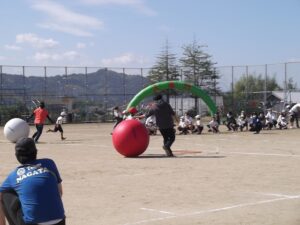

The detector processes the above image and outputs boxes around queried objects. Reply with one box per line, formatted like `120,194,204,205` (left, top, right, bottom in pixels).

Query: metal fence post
264,64,267,112
284,63,288,105
105,67,108,121
0,65,2,104
64,66,68,96
231,66,234,110
123,68,126,106
245,65,248,106
22,66,26,104
85,67,88,122
44,66,47,100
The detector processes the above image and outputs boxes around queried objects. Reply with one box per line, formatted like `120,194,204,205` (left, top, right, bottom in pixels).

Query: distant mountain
0,69,150,107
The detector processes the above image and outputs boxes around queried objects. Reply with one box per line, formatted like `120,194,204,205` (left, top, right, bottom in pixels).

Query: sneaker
162,146,174,157
61,137,66,140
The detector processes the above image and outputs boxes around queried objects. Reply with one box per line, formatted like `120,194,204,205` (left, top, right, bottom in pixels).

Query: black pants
113,118,123,129
290,113,299,128
1,191,65,225
32,124,44,142
159,128,175,149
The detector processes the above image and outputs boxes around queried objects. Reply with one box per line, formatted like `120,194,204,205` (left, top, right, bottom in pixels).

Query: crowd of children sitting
112,103,300,135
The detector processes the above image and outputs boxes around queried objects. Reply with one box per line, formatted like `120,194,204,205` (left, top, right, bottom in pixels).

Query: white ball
4,118,30,143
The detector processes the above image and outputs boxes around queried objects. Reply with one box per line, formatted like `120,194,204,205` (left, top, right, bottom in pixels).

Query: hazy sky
1,0,300,68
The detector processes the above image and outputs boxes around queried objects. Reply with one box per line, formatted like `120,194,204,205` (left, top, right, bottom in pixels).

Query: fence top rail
0,65,153,70
1,60,300,70
213,61,300,68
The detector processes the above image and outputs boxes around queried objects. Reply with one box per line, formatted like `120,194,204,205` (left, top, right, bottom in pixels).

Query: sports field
1,123,300,225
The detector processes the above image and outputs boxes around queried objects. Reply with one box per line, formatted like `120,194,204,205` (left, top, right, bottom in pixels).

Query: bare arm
172,115,179,125
47,115,54,124
26,113,34,122
0,193,6,225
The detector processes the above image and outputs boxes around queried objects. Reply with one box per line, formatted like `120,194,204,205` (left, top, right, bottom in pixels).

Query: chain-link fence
0,62,299,125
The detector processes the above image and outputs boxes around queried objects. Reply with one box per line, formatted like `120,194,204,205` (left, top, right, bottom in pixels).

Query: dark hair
39,101,45,108
153,94,162,101
15,138,37,164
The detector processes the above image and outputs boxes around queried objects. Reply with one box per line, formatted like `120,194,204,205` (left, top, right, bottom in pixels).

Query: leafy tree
234,74,281,99
286,77,297,91
231,74,281,113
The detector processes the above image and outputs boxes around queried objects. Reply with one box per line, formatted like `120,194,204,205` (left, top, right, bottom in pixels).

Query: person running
47,112,67,140
112,106,123,129
0,138,65,225
145,94,178,157
27,101,53,143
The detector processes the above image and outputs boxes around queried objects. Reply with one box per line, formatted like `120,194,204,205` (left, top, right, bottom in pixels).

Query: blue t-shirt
0,158,65,223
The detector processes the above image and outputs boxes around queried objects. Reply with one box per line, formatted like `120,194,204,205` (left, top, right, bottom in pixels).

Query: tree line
147,39,297,114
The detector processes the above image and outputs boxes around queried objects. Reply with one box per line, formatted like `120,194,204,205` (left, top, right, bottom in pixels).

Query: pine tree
147,40,179,83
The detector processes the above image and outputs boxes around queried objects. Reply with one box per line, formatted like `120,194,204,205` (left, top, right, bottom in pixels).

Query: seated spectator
226,111,238,131
258,112,266,129
145,115,158,135
249,112,262,134
192,115,204,134
207,116,219,133
277,110,288,129
237,110,248,131
184,112,195,133
177,116,189,135
265,108,277,130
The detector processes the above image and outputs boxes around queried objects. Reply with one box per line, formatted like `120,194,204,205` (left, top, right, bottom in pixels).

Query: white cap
61,112,67,116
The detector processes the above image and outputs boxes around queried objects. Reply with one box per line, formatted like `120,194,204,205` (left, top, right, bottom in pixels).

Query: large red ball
112,119,149,157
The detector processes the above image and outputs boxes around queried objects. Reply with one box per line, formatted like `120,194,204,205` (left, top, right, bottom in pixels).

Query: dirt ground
1,123,300,225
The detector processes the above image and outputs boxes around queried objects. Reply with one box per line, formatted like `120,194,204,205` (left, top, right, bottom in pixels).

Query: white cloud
287,58,300,63
158,25,172,33
4,44,22,51
16,33,59,49
31,1,103,37
80,0,156,16
76,42,87,49
0,56,7,61
100,53,148,67
33,51,80,62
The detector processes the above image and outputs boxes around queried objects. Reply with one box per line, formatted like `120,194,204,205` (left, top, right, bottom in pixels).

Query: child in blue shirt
0,138,65,225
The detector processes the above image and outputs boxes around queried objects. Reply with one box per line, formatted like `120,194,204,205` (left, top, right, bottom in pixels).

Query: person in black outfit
226,111,238,131
249,112,262,134
112,106,123,129
145,94,178,157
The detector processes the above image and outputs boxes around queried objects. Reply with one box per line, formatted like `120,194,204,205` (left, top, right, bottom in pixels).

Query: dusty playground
0,123,300,225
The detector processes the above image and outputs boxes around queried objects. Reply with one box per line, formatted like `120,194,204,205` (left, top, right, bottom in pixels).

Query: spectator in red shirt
27,101,53,143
